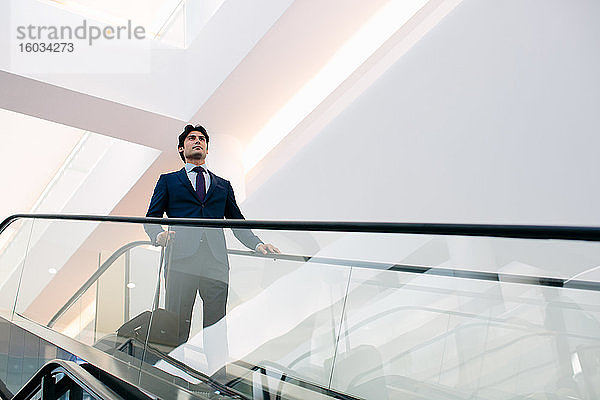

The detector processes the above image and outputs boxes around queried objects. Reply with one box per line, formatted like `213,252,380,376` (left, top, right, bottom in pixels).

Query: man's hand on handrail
256,243,280,254
156,230,176,247
157,231,280,254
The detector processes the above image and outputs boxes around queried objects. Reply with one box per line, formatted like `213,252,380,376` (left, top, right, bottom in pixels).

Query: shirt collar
185,162,207,173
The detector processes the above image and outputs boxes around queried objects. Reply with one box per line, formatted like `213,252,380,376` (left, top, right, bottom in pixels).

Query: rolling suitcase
116,244,180,348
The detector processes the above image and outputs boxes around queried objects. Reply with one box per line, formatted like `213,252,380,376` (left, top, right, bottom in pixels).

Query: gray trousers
165,236,229,344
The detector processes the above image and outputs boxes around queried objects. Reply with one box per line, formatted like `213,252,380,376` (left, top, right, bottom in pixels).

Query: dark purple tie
192,166,205,202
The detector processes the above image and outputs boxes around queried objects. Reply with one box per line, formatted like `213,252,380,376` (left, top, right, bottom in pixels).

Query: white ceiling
3,0,296,119
0,0,459,220
0,108,84,222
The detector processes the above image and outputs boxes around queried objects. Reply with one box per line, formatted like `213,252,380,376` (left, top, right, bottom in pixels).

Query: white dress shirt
185,162,211,193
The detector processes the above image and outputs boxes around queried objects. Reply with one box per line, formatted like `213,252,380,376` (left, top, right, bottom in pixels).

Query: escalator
0,214,599,399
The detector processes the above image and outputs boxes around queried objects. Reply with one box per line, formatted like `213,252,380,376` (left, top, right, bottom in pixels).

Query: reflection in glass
1,216,599,399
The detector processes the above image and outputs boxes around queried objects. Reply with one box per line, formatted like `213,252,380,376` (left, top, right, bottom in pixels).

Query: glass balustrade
0,216,599,400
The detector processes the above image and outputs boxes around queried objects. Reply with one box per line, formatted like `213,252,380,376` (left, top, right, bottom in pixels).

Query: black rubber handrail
12,359,121,400
79,361,168,400
229,249,600,292
117,337,246,399
118,337,358,400
2,213,600,241
229,359,359,400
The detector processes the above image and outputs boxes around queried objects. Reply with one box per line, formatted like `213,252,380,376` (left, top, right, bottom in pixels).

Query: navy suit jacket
144,167,262,266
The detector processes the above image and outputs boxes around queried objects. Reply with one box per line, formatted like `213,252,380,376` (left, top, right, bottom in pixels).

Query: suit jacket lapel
204,170,221,202
176,168,202,204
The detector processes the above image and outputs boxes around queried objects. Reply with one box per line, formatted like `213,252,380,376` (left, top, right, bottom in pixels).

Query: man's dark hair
178,124,209,162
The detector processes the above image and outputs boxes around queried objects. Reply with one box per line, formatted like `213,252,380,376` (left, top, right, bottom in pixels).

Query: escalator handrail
2,213,600,241
12,359,121,400
229,249,600,291
122,337,359,400
230,359,358,400
119,337,247,399
47,240,152,328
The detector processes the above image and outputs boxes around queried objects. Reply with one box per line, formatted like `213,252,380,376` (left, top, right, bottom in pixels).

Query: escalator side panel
0,317,10,390
1,315,234,399
0,316,79,396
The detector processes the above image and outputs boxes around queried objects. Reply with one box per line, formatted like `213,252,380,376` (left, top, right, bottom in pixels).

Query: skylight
36,0,187,46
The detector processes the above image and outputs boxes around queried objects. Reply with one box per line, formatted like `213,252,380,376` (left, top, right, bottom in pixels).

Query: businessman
144,124,279,373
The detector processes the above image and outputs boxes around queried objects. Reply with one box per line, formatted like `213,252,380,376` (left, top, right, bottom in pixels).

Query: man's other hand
256,243,280,254
156,230,176,247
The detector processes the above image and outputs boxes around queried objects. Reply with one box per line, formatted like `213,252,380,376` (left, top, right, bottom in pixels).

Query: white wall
243,0,600,226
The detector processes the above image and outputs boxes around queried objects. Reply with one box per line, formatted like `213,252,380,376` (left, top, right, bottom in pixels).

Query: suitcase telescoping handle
152,247,164,310
153,238,174,311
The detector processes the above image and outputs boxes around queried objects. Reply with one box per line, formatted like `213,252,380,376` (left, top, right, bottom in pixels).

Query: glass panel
94,250,126,343
0,219,34,320
12,218,162,371
94,244,160,361
0,218,34,387
107,244,162,364
3,216,600,400
14,218,104,328
329,234,600,399
133,226,600,399
142,226,350,398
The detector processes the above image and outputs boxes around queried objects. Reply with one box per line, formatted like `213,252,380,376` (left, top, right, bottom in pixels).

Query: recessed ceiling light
48,268,57,274
127,282,136,289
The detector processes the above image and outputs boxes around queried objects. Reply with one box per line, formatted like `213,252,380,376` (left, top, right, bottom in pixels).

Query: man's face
179,131,208,162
